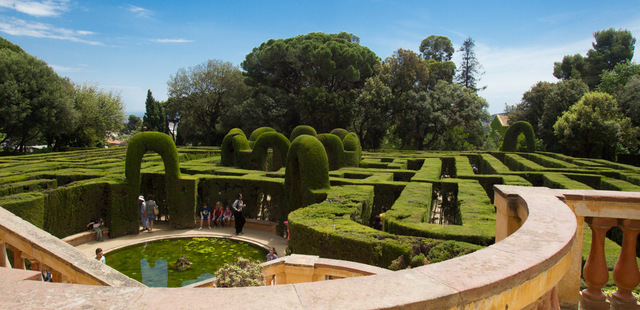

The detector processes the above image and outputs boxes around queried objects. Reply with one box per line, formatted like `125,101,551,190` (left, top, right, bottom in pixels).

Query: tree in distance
455,37,484,92
554,28,636,89
143,89,167,133
167,59,247,146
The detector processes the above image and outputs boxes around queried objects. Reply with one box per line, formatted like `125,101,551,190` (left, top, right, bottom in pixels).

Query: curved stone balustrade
0,185,580,309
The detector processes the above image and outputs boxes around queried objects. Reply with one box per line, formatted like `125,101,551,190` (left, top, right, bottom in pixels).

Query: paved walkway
75,221,288,259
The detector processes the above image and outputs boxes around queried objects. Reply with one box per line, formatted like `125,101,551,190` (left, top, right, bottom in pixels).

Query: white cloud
474,38,592,114
0,0,69,17
150,38,194,43
0,17,102,45
127,4,151,18
50,63,88,73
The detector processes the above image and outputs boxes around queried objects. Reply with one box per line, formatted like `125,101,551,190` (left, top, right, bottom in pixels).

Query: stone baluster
611,219,640,306
6,245,25,269
0,240,7,268
581,217,617,306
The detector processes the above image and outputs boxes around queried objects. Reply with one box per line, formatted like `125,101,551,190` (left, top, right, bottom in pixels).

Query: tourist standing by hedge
138,196,147,232
145,195,157,233
232,193,246,235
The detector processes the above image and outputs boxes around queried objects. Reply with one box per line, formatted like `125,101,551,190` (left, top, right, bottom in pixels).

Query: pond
105,237,268,287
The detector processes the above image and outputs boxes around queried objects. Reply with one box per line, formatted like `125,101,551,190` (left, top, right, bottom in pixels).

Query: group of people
199,202,233,229
200,193,247,235
138,194,158,233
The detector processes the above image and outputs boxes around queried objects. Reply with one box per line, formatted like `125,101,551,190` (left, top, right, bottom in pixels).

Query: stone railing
495,186,640,309
0,184,608,309
0,207,141,287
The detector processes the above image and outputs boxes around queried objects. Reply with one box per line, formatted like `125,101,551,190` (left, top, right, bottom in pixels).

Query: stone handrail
0,207,142,287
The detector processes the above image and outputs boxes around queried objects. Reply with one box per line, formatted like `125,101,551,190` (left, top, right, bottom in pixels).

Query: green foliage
419,35,454,62
125,132,189,230
554,28,636,89
167,59,247,146
214,257,265,287
316,134,344,170
392,81,488,150
68,83,125,147
0,48,75,152
329,128,349,140
342,133,362,167
220,129,251,167
554,92,635,158
290,125,317,141
142,89,167,133
502,121,536,152
123,114,143,135
284,135,330,215
242,32,379,134
352,76,393,149
248,127,276,141
455,37,483,92
251,131,290,171
0,192,45,228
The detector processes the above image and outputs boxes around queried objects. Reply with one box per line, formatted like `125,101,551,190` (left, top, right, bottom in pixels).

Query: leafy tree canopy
167,59,247,145
0,48,75,152
554,28,635,89
554,92,635,158
419,35,454,62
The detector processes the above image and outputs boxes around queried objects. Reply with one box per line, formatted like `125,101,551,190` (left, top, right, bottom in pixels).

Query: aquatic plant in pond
105,237,267,287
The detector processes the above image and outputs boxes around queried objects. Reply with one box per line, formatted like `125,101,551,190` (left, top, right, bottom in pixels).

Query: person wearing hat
139,195,148,232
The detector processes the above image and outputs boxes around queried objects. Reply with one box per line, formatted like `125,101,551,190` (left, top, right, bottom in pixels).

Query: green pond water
105,237,268,287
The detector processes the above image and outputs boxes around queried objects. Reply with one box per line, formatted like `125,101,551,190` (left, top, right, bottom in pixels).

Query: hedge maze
2,126,640,270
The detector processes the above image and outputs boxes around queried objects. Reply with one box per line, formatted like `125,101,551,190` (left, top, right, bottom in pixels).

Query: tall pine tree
142,89,167,133
455,37,484,92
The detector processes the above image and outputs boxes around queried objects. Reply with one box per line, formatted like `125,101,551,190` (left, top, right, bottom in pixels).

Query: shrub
214,257,264,287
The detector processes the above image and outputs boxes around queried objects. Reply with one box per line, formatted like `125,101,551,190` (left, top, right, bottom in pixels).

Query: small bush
214,257,265,287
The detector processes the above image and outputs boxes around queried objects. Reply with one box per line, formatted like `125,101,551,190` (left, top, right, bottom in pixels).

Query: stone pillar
8,246,24,270
581,217,616,309
494,193,523,242
611,219,640,306
0,240,8,268
29,259,40,271
283,254,318,284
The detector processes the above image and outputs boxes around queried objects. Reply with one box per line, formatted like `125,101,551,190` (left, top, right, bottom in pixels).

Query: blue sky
1,0,640,116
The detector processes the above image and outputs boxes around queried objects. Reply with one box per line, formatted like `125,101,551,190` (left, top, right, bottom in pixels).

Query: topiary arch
252,131,291,171
502,121,536,153
290,125,317,142
221,129,251,167
124,132,194,231
283,135,330,218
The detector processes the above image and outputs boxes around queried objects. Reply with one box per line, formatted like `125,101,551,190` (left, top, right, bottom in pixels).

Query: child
223,206,232,227
213,202,223,228
266,247,278,261
95,248,105,263
200,203,211,230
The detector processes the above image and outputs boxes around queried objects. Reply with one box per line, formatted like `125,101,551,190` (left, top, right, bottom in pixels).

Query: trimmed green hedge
248,126,276,141
502,121,536,152
288,185,482,268
252,131,291,171
330,128,349,140
316,134,344,171
0,192,45,229
290,125,317,141
283,135,331,217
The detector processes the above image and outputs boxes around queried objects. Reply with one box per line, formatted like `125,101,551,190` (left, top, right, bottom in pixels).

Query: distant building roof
496,114,509,126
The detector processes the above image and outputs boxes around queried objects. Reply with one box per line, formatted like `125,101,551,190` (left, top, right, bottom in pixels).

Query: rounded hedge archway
502,121,536,153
